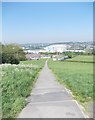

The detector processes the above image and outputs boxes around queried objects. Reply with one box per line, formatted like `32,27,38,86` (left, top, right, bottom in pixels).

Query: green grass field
48,55,93,107
1,59,46,118
20,59,46,67
66,55,93,63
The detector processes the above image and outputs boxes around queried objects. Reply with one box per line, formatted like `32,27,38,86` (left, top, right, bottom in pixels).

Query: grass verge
1,59,46,118
48,56,93,117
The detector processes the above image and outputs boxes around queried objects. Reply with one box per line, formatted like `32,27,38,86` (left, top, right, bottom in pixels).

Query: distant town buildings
24,44,67,54
21,42,94,60
26,53,51,60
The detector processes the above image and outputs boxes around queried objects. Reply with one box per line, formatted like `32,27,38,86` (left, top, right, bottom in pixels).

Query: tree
2,44,26,64
64,52,76,58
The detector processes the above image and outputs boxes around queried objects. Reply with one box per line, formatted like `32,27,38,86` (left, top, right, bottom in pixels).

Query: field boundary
64,60,94,63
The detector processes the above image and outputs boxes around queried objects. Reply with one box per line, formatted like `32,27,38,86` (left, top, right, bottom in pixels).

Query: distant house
26,53,41,60
26,53,51,60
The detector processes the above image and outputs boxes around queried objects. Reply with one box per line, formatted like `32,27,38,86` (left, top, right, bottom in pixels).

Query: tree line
0,43,26,64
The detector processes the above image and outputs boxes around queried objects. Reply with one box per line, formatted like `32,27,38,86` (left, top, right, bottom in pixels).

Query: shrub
2,44,26,64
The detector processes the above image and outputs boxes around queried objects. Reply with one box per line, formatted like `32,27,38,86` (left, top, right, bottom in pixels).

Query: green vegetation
63,52,77,58
20,59,46,68
48,55,93,107
2,44,26,64
1,59,46,118
66,55,93,63
63,50,94,59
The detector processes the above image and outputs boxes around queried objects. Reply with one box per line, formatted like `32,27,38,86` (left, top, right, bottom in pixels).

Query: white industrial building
24,50,40,54
44,44,67,53
24,44,67,53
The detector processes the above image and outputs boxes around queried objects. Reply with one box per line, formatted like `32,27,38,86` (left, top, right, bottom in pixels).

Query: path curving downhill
18,60,86,118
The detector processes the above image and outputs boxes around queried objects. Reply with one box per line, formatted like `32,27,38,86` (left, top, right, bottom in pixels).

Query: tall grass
20,59,46,68
1,59,46,118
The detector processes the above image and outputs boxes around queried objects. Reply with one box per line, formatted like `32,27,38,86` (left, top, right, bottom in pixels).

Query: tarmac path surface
18,60,86,118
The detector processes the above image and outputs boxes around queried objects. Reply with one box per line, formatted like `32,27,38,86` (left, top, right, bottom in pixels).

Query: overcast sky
2,2,93,44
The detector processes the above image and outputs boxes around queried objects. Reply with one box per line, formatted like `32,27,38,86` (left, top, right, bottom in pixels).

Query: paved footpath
18,60,86,118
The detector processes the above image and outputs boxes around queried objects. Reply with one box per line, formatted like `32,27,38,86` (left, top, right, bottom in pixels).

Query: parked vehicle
58,56,69,61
